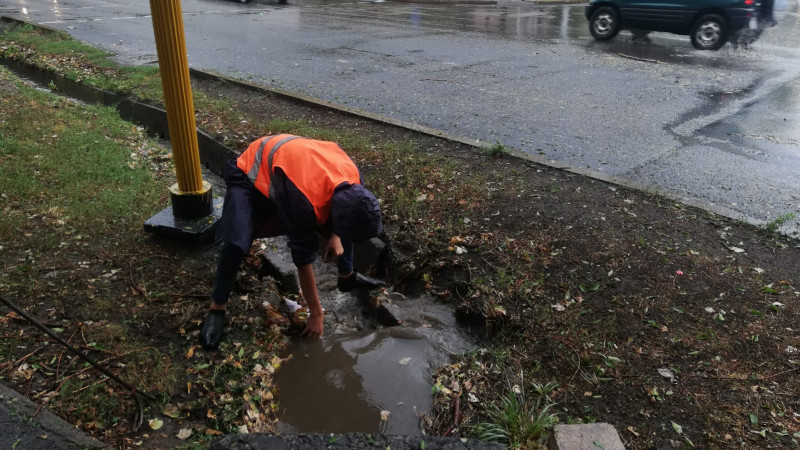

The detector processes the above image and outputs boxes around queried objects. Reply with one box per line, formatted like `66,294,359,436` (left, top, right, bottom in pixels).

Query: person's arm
297,263,324,339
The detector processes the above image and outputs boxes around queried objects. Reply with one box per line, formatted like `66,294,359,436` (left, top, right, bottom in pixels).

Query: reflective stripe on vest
246,135,302,188
237,135,362,225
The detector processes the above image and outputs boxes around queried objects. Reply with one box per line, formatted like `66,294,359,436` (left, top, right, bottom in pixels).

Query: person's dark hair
331,184,382,243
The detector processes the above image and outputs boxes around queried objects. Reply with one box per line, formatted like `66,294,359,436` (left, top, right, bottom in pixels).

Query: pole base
170,181,214,219
143,197,223,243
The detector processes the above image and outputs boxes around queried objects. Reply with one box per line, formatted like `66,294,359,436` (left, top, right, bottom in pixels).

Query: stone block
551,423,625,450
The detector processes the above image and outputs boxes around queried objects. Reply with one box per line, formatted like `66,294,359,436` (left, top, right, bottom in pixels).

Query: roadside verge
3,15,800,450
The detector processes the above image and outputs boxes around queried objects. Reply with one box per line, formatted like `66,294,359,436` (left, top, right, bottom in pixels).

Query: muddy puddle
272,255,478,435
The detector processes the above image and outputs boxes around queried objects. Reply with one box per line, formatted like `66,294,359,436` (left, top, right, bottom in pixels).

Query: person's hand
301,312,324,339
323,234,344,263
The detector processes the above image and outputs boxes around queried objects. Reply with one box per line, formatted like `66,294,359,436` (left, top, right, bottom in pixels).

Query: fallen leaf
450,236,465,245
176,428,191,440
205,429,223,436
162,404,181,418
399,357,412,365
186,345,200,358
671,421,683,435
657,368,675,381
148,419,163,430
381,410,391,421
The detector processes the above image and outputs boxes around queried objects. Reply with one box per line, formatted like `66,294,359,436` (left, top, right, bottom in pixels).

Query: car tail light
744,0,754,4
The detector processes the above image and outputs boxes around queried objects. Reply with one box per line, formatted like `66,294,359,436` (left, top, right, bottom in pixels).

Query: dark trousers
762,0,774,21
210,241,355,304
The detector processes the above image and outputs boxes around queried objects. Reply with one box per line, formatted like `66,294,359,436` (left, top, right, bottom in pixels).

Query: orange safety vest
236,134,362,225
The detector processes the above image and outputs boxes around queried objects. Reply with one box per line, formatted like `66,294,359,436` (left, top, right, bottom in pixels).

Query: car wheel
690,14,728,50
589,7,621,41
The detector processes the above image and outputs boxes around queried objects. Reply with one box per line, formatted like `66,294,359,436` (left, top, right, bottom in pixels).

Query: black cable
0,295,156,402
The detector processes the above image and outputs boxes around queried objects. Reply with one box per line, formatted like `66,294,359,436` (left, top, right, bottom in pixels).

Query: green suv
585,0,761,50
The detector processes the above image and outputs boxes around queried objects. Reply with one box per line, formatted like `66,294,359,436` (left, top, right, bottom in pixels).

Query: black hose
0,295,156,402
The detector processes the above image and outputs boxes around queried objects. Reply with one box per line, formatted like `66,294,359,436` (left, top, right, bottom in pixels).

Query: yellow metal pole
149,0,212,218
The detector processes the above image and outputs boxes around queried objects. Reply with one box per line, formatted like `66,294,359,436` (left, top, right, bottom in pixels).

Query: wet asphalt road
3,0,800,232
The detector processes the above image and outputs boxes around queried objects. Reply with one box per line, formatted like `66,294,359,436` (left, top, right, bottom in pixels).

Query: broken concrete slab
256,237,300,295
259,236,389,296
550,423,625,450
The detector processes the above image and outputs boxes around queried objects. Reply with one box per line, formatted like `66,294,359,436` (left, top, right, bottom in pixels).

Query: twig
56,328,80,379
453,394,461,427
618,53,660,63
169,292,210,299
129,263,153,302
762,366,800,380
0,345,47,370
7,315,60,328
68,376,109,396
34,377,70,416
553,337,582,401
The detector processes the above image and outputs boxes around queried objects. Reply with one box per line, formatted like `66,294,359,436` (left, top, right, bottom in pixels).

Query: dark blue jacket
217,159,357,266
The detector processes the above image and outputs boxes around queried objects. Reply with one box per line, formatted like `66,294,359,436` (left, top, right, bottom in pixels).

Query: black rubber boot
200,309,226,350
337,270,387,292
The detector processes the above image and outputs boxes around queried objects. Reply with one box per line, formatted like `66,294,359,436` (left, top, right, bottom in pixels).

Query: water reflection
274,295,476,435
275,1,590,41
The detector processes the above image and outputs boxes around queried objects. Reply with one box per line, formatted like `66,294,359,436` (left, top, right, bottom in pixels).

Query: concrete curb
186,69,764,232
0,382,105,449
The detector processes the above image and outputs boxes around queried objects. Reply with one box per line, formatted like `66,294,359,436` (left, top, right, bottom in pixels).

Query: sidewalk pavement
0,382,103,449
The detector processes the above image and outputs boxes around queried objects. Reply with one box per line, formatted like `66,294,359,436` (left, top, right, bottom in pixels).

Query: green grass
1,23,163,100
765,213,795,232
0,81,167,237
484,142,508,157
473,381,559,449
2,24,114,65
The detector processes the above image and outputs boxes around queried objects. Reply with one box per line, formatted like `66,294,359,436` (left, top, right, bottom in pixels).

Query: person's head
331,184,382,243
